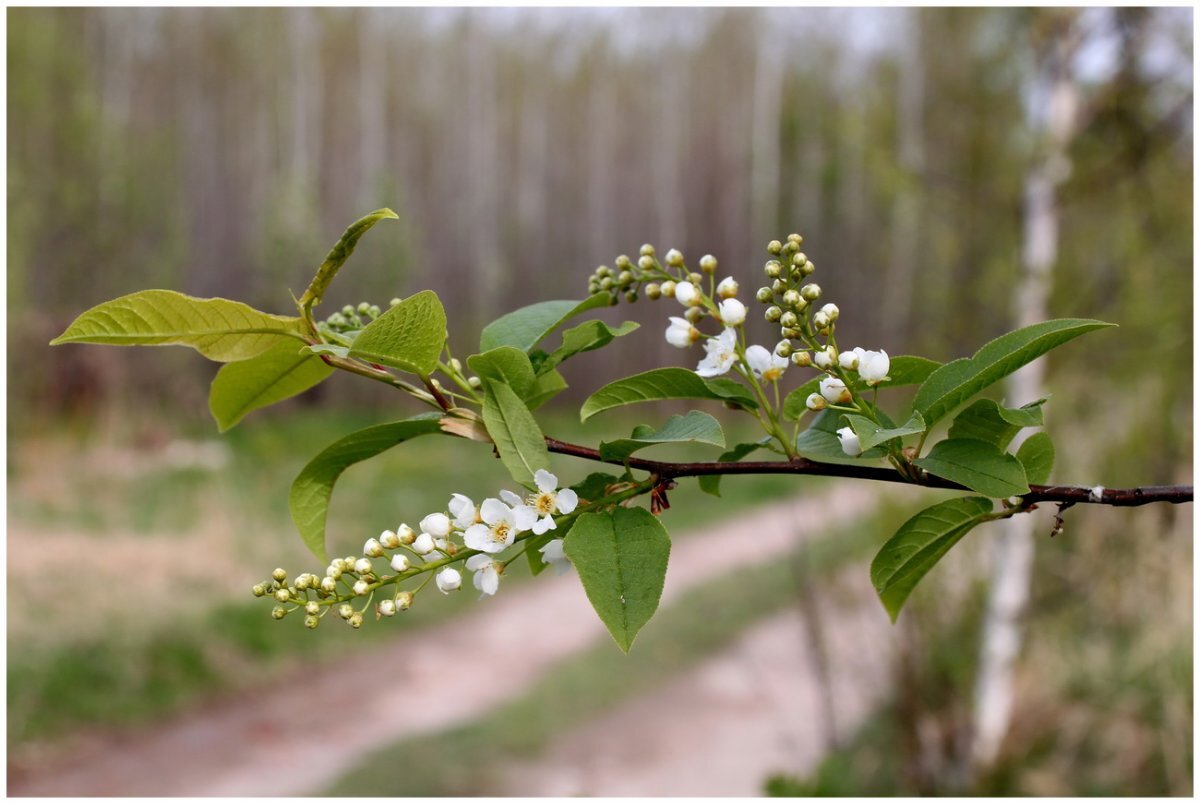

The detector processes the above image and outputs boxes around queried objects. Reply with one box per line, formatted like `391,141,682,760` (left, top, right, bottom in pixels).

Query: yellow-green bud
624,290,638,303
342,305,355,317
637,255,655,271
813,311,831,330
775,340,793,358
252,583,267,597
304,614,320,629
660,280,677,298
349,613,364,629
791,351,812,367
645,283,662,300
767,239,783,255
665,248,684,267
389,297,402,307
305,601,320,616
788,233,803,245
640,243,656,257
599,277,614,291
755,287,773,304
699,254,717,274
765,306,783,323
338,603,354,620
764,260,782,279
321,576,337,593
781,326,802,339
618,270,634,286
688,272,703,285
357,302,371,315
782,289,802,308
800,261,815,277
772,279,787,294
468,376,482,389
806,393,827,411
780,311,799,329
272,568,287,582
795,252,807,265
685,306,704,323
271,606,288,620
615,254,632,270
274,588,291,603
596,265,613,278
396,591,414,611
801,283,821,301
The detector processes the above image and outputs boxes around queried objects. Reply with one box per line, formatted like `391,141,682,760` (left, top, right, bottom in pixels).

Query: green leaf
569,472,626,503
1016,432,1055,485
467,347,537,400
209,340,334,432
303,343,350,359
526,369,568,410
781,378,822,421
699,441,766,497
289,413,444,562
580,367,757,421
795,410,888,464
348,290,446,376
872,355,942,388
525,532,556,576
479,295,610,353
599,410,726,462
948,398,1046,449
870,496,993,621
541,319,639,372
481,379,550,487
564,507,671,653
914,319,1114,426
845,411,927,452
915,438,1030,498
49,290,304,362
299,208,398,308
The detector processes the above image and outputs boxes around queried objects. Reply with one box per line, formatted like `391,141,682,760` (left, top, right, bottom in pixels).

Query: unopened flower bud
640,243,656,257
349,613,364,629
338,603,354,620
665,248,684,267
616,254,632,270
800,261,815,276
252,583,267,597
687,272,703,285
436,567,462,594
396,591,414,611
765,305,783,323
599,277,614,291
820,376,852,404
378,599,397,617
618,270,634,286
813,346,837,369
379,530,400,550
412,533,436,555
368,305,381,319
764,260,783,279
684,306,704,324
774,340,793,358
857,350,891,385
780,311,799,329
357,302,371,315
396,524,416,544
468,376,482,389
390,297,402,308
771,278,787,294
342,305,355,317
354,558,373,574
718,298,747,326
624,290,638,304
637,255,655,271
791,350,812,367
836,426,863,457
788,233,803,245
755,286,773,304
806,393,827,411
801,283,821,301
353,579,370,596
274,588,291,603
819,303,839,321
645,283,662,300
782,289,802,308
305,601,320,616
781,326,802,339
272,568,287,582
700,255,718,274
304,614,320,629
272,606,288,620
767,239,783,255
364,538,384,558
660,280,677,298
390,554,410,573
838,350,860,370
294,574,310,591
716,277,738,299
321,576,337,593
812,311,830,330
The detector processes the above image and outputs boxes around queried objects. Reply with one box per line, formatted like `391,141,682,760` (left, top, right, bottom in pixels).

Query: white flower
419,512,451,538
435,567,461,594
390,553,410,572
716,276,739,299
411,532,436,556
521,469,579,535
379,599,397,617
665,316,699,348
354,557,373,574
379,529,401,549
539,538,572,575
819,376,851,404
363,538,384,558
353,579,370,596
696,328,739,378
467,554,502,597
463,498,525,553
674,281,700,306
838,349,861,371
396,524,416,544
745,345,788,382
813,345,837,369
806,393,827,411
819,303,839,321
718,298,746,326
836,426,862,456
857,349,890,385
448,493,478,530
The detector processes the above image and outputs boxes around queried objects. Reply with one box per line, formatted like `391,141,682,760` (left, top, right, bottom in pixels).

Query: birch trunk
969,16,1080,774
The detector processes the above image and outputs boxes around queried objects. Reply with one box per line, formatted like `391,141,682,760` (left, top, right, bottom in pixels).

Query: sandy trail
9,484,879,797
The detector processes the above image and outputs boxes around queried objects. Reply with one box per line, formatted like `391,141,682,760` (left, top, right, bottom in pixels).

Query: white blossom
363,538,384,558
390,554,410,572
353,579,370,596
463,498,526,553
466,554,502,597
411,532,436,556
448,493,478,530
836,426,863,456
696,328,739,378
379,599,397,617
819,376,851,404
435,567,462,594
665,316,699,348
525,469,579,535
539,538,572,575
806,393,827,411
819,303,840,320
718,298,747,327
857,350,890,385
716,276,739,299
745,345,788,382
379,530,401,550
838,349,861,371
813,346,837,369
354,557,373,574
674,281,700,306
419,512,452,539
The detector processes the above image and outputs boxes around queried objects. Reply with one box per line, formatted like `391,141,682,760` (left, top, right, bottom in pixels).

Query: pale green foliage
347,290,446,376
598,410,726,462
209,340,333,432
479,295,610,353
915,439,1031,498
580,367,758,421
480,379,550,487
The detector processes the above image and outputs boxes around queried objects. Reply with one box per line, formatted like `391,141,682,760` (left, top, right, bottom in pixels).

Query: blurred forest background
7,6,1194,796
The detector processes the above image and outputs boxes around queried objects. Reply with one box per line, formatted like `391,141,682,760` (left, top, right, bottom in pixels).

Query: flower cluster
253,469,577,628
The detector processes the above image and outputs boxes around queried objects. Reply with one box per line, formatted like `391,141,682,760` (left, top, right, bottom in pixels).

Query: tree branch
543,437,1192,508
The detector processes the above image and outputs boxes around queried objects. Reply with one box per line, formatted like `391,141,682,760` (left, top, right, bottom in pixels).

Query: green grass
319,510,887,796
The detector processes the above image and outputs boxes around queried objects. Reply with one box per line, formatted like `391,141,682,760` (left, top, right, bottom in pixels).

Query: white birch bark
969,17,1081,773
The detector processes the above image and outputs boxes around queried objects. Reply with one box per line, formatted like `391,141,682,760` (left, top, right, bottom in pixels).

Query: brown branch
543,437,1192,508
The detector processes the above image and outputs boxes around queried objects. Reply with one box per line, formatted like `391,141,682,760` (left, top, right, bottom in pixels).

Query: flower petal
479,497,512,526
534,468,557,492
555,488,578,514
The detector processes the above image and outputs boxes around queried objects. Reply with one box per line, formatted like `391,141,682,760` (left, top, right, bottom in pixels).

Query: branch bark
543,437,1193,507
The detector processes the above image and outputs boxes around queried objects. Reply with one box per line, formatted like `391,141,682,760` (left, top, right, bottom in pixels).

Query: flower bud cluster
586,244,720,308
253,470,577,629
320,300,386,334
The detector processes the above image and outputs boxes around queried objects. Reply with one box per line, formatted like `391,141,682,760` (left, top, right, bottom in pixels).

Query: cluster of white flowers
256,469,578,627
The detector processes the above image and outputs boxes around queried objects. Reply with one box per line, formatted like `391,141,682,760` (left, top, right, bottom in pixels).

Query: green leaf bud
272,606,288,620
618,270,634,286
645,283,662,300
252,583,267,598
349,612,364,629
791,350,812,367
788,233,803,245
665,248,684,267
755,287,773,304
780,311,799,329
801,283,821,301
338,603,354,620
774,339,793,358
764,260,782,279
342,305,356,317
640,243,656,257
272,568,288,582
615,254,632,270
660,280,677,298
699,254,717,274
765,305,783,323
304,614,320,630
767,239,783,255
782,289,802,308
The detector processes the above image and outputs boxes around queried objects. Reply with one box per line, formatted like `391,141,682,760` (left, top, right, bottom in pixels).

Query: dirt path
9,485,879,797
